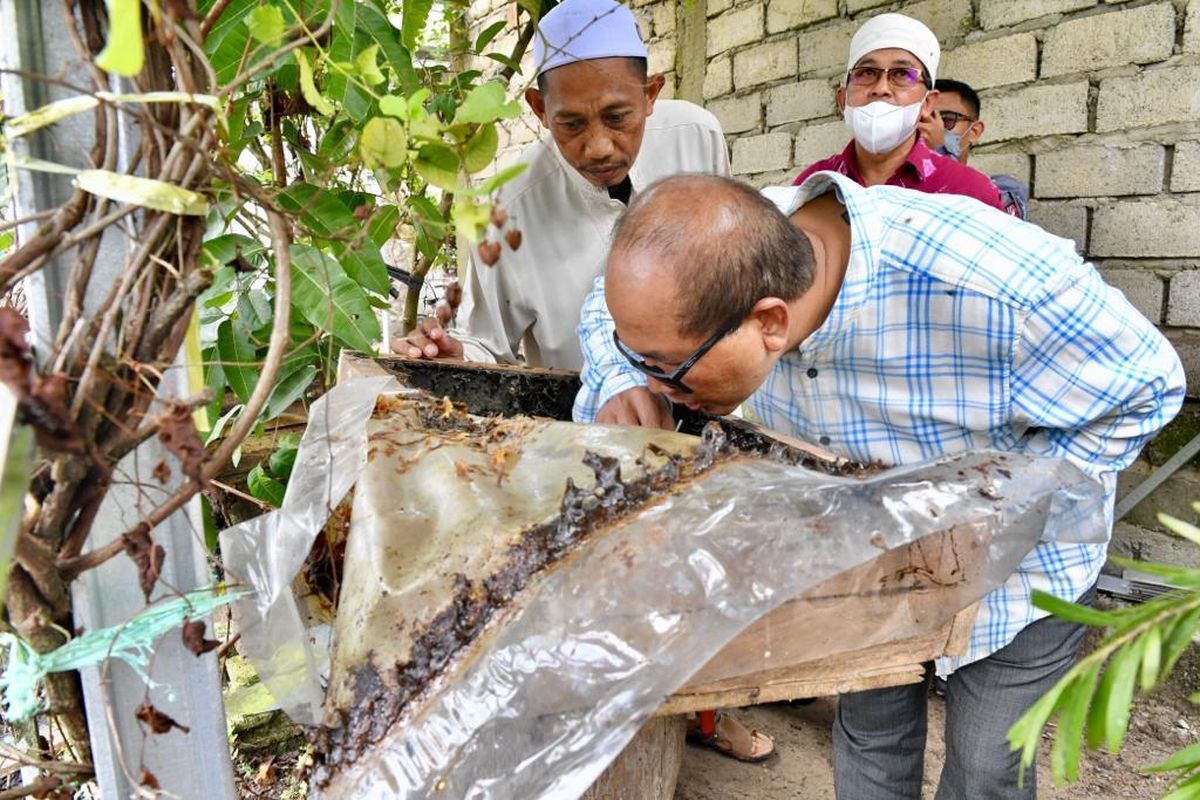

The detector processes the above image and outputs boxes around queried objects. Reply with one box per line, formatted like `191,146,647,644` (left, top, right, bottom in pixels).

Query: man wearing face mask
793,14,1005,212
919,78,1030,219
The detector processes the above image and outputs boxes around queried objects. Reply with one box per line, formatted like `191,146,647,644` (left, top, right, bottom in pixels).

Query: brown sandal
686,712,776,763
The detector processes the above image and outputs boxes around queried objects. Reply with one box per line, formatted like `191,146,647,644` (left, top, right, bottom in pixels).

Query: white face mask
843,99,924,155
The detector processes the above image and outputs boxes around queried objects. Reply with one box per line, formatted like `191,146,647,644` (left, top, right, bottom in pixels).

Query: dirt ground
675,637,1200,800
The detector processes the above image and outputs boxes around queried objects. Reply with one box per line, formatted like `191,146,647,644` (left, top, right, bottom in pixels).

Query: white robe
455,99,730,370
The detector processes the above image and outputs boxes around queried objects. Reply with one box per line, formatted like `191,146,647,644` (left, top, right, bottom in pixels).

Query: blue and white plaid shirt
575,172,1186,672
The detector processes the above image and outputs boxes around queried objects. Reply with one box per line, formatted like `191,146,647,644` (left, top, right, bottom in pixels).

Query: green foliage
1009,501,1200,796
186,0,539,452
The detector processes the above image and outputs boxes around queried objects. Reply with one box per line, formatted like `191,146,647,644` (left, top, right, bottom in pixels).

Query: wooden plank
943,601,981,658
581,716,686,800
658,663,928,716
679,524,989,689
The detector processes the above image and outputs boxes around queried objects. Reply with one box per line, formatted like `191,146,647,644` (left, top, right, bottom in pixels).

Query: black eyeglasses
847,66,927,89
612,317,743,394
938,110,976,129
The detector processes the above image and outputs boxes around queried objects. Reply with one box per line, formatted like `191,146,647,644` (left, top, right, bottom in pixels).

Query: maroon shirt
793,135,1006,212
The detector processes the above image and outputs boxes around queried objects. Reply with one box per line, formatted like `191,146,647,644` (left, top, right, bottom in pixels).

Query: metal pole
0,2,236,797
1115,431,1200,521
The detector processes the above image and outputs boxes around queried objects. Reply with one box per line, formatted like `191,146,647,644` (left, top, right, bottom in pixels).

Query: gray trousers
833,590,1092,800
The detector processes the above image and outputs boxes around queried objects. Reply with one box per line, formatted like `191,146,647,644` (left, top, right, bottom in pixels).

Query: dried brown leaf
122,524,165,600
157,402,208,484
152,458,172,484
181,619,219,656
135,702,190,734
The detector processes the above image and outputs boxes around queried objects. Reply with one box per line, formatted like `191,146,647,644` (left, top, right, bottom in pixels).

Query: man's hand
595,387,674,429
391,300,464,360
917,108,946,151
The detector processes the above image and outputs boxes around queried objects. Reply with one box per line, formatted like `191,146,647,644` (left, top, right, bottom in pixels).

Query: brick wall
469,0,1200,396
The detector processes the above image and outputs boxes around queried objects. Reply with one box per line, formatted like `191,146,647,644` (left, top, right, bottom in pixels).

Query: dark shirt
793,135,1006,212
607,176,633,205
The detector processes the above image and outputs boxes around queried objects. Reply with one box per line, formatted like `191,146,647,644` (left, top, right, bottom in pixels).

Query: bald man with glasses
793,14,1005,211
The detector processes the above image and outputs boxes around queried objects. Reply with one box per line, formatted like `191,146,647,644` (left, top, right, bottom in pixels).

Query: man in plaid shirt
574,172,1185,798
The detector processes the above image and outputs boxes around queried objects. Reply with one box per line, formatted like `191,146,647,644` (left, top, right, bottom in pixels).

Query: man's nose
867,73,895,100
582,127,616,161
646,376,680,400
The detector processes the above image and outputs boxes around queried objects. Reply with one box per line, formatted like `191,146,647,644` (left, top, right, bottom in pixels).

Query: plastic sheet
293,395,1107,799
218,375,395,723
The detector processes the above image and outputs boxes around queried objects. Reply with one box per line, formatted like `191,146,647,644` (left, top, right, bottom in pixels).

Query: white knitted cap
534,0,648,78
845,13,940,85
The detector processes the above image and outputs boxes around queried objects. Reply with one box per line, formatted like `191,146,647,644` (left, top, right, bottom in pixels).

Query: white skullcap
534,0,648,77
845,13,940,85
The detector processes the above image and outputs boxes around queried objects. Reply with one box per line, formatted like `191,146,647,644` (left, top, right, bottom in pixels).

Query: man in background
792,14,1004,211
919,78,1030,218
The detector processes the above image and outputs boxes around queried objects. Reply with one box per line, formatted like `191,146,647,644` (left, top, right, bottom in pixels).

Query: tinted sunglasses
937,110,976,129
846,66,927,88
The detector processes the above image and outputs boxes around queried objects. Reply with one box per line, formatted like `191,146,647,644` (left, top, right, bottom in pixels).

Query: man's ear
965,119,985,148
835,85,846,113
525,87,548,126
750,298,791,353
644,73,666,113
921,89,940,116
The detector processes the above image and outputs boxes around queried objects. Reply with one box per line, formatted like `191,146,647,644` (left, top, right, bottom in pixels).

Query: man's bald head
607,175,816,337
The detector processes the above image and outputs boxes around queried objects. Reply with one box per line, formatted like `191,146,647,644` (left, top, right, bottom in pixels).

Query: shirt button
819,436,831,446
806,367,818,378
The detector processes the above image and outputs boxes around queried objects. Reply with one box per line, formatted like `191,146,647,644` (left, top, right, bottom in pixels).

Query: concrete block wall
676,0,1200,398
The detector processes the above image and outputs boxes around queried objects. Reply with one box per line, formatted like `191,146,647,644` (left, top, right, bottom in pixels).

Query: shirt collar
548,136,640,203
840,133,933,184
782,172,887,354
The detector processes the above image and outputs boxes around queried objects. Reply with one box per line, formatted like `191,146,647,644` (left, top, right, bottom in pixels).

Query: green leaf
477,163,529,194
415,143,462,191
277,183,356,237
216,319,260,404
367,206,400,247
317,118,358,162
379,95,408,119
1008,682,1063,783
1032,590,1122,628
1160,512,1200,547
358,2,417,93
1162,607,1200,678
454,82,520,125
359,117,409,170
261,364,317,423
296,49,335,116
74,170,208,216
247,463,286,507
474,20,508,52
202,234,265,271
332,240,390,297
401,0,436,50
267,433,302,479
1141,625,1163,692
1051,662,1101,784
0,231,14,254
289,244,380,353
204,0,259,85
0,385,34,610
95,0,144,76
246,5,285,44
355,44,386,86
452,198,491,242
485,52,522,74
408,194,445,224
1144,741,1200,774
1087,636,1144,752
1162,771,1200,800
463,123,499,174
